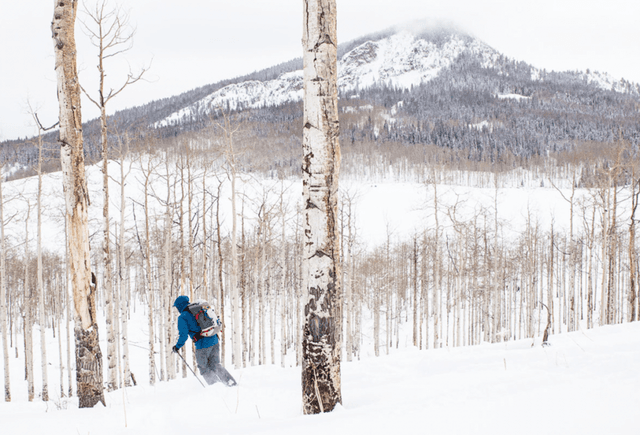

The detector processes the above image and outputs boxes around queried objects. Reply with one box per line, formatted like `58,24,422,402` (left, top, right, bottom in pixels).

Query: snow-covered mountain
155,31,501,128
154,27,640,131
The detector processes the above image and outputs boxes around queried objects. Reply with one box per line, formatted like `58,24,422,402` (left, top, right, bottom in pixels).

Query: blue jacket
174,295,219,351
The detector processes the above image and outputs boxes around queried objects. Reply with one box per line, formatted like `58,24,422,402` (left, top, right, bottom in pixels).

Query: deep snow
1,321,638,435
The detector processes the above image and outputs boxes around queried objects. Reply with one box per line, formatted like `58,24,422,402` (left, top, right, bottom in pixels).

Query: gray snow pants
195,343,221,385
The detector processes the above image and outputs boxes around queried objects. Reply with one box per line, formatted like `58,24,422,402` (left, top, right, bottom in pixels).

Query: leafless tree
301,0,342,414
80,0,147,391
52,0,105,408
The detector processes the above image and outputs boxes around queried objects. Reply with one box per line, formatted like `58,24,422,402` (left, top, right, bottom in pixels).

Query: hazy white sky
1,0,639,141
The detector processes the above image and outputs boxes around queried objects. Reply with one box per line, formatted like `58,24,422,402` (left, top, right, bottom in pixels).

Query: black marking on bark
311,249,329,259
306,198,319,210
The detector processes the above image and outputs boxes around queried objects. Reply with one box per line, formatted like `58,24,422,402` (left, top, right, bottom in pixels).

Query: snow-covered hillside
0,159,586,255
155,32,500,128
2,315,638,435
153,29,638,130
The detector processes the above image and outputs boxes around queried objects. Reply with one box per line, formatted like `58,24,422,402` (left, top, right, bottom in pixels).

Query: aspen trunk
231,163,241,369
37,134,49,401
24,203,35,402
241,204,248,367
215,181,225,365
0,166,10,402
119,153,131,387
629,178,639,322
64,220,73,397
164,160,174,380
143,162,156,385
412,236,418,347
52,0,105,407
102,115,117,391
280,191,287,368
301,0,342,414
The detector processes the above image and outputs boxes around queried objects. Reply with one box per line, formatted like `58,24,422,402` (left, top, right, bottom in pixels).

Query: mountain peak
155,29,493,128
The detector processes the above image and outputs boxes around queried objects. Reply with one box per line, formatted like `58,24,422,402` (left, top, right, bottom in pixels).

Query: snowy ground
1,321,638,435
2,164,638,433
1,161,587,255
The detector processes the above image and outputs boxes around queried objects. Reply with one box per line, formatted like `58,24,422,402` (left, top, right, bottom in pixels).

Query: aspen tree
23,200,34,402
241,198,248,367
269,223,276,365
175,156,188,377
63,219,73,397
215,180,226,364
301,0,342,414
0,160,9,402
628,172,639,322
385,225,392,355
420,232,429,349
33,117,51,402
115,132,132,386
52,0,105,408
341,189,358,361
412,235,418,347
604,150,624,324
57,288,64,397
163,157,175,380
218,112,243,369
80,0,144,391
138,151,160,384
280,183,288,368
295,206,303,367
257,215,265,365
201,168,209,302
550,172,576,331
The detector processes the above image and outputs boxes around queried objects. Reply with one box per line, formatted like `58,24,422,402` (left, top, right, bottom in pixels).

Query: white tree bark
64,219,73,397
80,1,146,390
280,189,287,368
0,164,10,402
118,139,132,387
163,158,174,380
36,131,49,401
24,203,34,402
140,155,157,385
301,0,342,414
52,0,104,407
216,112,242,369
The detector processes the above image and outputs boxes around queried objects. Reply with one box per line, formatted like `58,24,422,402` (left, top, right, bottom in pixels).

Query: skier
172,295,235,385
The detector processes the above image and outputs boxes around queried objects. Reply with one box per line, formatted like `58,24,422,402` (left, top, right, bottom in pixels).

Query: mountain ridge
2,25,639,179
154,27,637,129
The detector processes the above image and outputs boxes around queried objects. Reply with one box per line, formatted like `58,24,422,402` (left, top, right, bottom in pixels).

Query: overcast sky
1,0,639,141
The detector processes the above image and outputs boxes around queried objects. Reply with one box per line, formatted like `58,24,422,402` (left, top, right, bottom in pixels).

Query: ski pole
174,348,206,388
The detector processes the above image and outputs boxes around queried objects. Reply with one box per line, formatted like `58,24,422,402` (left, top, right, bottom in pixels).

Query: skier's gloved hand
172,345,179,353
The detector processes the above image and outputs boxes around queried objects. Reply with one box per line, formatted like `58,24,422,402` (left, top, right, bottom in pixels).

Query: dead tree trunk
0,163,9,402
301,0,342,414
628,176,639,322
51,0,105,407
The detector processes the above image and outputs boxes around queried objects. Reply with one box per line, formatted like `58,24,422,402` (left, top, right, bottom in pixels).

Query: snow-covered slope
2,317,638,435
155,31,499,128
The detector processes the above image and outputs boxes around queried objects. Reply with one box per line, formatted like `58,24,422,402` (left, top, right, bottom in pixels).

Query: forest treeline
1,131,639,400
2,29,639,181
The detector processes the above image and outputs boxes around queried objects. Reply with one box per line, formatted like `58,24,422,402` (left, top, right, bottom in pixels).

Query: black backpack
186,300,220,340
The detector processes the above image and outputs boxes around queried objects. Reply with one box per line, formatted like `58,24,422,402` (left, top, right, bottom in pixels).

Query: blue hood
173,295,190,312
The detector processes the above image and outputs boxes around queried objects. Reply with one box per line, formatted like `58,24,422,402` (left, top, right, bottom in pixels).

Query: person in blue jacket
172,295,222,385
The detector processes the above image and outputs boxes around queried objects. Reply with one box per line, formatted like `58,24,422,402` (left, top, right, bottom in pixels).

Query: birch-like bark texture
301,0,342,414
0,166,10,402
36,133,49,402
52,0,105,408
